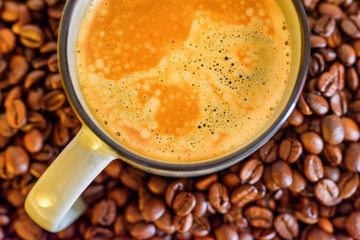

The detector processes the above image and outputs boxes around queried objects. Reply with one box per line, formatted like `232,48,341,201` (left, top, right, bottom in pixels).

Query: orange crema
77,0,292,162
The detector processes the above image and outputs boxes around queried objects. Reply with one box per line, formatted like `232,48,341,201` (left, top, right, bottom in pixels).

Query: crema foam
77,0,292,162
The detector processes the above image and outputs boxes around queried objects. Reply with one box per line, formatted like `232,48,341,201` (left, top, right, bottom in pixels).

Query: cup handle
25,126,117,232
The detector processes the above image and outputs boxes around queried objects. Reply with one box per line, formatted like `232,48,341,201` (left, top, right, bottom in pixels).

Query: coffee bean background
1,0,360,239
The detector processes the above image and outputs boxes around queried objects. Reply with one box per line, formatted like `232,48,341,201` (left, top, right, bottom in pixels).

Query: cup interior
59,0,310,176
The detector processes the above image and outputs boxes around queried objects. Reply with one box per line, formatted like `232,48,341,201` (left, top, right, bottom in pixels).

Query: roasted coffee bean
222,173,241,190
24,128,43,153
208,183,230,214
165,180,185,206
91,199,116,226
318,3,344,19
106,188,128,208
306,227,336,240
318,48,337,62
142,197,166,221
42,90,66,111
155,210,175,235
306,93,329,116
270,160,293,188
244,206,273,228
258,139,278,163
341,15,360,38
344,142,360,172
130,222,156,240
274,213,299,240
324,165,341,182
330,91,348,116
295,198,319,224
346,67,359,91
322,144,342,166
289,169,307,193
19,25,44,48
278,138,303,163
13,214,46,240
315,179,340,206
317,217,334,234
309,53,325,77
6,99,27,129
288,108,304,126
304,154,324,183
239,158,263,184
173,213,193,233
29,162,47,178
223,208,248,231
300,131,324,154
173,192,196,217
190,217,210,237
196,174,218,191
0,28,16,54
298,94,313,115
125,202,144,224
4,146,29,178
338,171,359,199
327,27,343,48
318,71,338,97
311,35,327,48
263,165,280,191
84,226,113,240
314,16,336,37
345,211,360,239
192,192,207,218
214,225,239,240
342,117,360,141
338,44,356,66
321,114,344,144
230,184,257,208
120,167,144,191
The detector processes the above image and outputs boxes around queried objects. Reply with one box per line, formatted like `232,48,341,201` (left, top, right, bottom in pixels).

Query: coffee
77,0,293,162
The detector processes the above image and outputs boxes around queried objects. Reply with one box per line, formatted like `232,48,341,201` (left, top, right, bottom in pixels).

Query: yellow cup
25,0,310,233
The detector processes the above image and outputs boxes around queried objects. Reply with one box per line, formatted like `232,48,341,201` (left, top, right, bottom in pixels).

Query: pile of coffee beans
1,0,360,239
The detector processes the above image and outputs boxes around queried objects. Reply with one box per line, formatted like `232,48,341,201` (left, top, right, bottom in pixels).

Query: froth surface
77,0,292,162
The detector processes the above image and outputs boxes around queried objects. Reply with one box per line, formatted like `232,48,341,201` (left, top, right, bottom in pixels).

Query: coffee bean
338,171,359,199
307,227,336,240
214,225,239,240
309,53,325,77
319,73,338,98
196,174,218,191
330,91,348,116
106,188,128,208
23,128,43,153
315,179,340,206
338,44,356,66
0,28,16,54
344,142,360,172
173,213,193,233
223,208,248,231
222,173,241,190
244,206,273,228
91,199,116,226
47,53,58,72
142,197,166,221
230,184,257,208
42,90,66,111
147,176,168,195
303,154,324,182
278,138,303,164
327,27,343,48
324,165,341,183
84,226,113,240
322,144,342,166
345,211,360,239
125,202,144,224
300,131,324,154
314,16,336,37
306,92,329,116
6,99,27,129
13,214,46,240
29,162,47,178
288,108,304,126
173,192,196,217
342,117,360,141
318,48,337,62
258,139,278,163
298,94,313,115
239,158,263,184
165,180,185,206
289,169,307,193
311,35,327,48
192,192,207,218
346,67,359,91
208,183,230,214
270,160,293,188
263,165,280,191
318,3,344,19
154,210,175,235
120,167,144,191
130,222,156,240
4,146,29,178
295,198,319,224
274,213,299,239
190,217,210,237
321,114,344,144
317,217,334,234
19,25,44,48
341,15,360,38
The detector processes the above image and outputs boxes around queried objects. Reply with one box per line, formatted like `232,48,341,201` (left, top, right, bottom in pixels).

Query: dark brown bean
190,217,210,237
214,225,239,240
208,183,230,214
106,188,128,208
307,227,336,240
13,214,46,240
192,192,207,218
19,25,44,48
244,206,273,228
306,93,329,116
318,48,337,62
289,170,307,193
274,213,299,240
309,53,325,77
196,174,218,191
147,176,168,195
6,99,27,129
287,108,304,126
142,197,166,221
154,210,175,235
338,171,359,199
303,154,324,182
341,15,360,38
338,44,356,66
330,91,348,116
24,128,43,153
314,16,336,37
239,158,263,184
270,160,293,188
294,198,319,224
322,144,342,166
344,142,360,172
42,90,66,111
173,213,193,233
346,67,359,91
315,179,340,206
327,27,343,48
300,131,324,154
345,212,360,239
278,138,303,163
130,222,156,240
318,3,344,19
91,199,116,226
318,71,338,97
173,192,196,217
222,173,241,190
342,117,360,141
311,35,327,48
321,114,344,144
0,28,16,54
258,139,278,163
165,180,185,206
230,184,257,208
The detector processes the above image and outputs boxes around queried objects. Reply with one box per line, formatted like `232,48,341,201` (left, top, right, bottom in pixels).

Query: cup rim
58,0,310,176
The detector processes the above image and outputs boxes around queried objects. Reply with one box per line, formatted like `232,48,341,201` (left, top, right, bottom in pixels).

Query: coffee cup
25,0,310,233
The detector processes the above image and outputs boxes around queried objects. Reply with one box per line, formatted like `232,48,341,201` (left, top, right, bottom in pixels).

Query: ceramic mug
24,0,310,233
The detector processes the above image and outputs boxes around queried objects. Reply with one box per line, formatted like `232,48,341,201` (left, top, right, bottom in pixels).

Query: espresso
77,0,293,162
